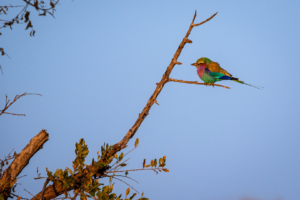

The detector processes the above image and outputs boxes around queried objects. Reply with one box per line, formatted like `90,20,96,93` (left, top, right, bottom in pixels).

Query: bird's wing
205,68,226,79
207,62,232,76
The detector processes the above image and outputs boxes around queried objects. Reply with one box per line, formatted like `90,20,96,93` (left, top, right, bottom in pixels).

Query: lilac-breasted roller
191,57,262,89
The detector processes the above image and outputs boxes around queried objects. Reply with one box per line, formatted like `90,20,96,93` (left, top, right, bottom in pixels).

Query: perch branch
105,11,218,158
168,78,230,89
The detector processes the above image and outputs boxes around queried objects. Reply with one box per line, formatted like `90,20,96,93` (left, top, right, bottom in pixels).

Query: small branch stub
184,38,192,43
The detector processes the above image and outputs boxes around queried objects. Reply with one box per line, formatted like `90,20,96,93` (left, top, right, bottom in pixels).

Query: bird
191,57,262,89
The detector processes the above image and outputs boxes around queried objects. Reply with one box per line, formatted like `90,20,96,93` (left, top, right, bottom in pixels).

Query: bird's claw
204,83,215,87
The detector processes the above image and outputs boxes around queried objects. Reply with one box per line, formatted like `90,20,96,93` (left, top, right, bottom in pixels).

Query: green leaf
119,152,124,162
89,190,96,197
134,138,139,148
109,194,116,199
0,194,4,200
120,163,127,167
162,168,169,172
126,188,130,196
154,159,157,167
67,168,73,175
79,138,84,144
64,191,68,198
130,193,137,200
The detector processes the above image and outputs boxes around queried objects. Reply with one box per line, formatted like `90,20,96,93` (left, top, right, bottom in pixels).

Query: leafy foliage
0,0,60,70
41,138,167,200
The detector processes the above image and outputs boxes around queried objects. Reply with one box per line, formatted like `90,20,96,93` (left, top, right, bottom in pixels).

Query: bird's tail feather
232,79,263,90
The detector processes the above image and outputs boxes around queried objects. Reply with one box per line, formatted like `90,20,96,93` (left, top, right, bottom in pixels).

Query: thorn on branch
175,62,182,65
154,100,159,105
184,38,192,43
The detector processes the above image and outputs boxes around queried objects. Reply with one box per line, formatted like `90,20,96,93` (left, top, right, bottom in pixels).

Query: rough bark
0,130,49,199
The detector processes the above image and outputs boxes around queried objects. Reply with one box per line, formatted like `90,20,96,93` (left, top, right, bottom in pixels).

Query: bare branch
24,189,34,197
0,92,42,116
111,176,139,194
168,78,230,89
106,167,168,174
104,11,218,159
41,178,50,200
0,130,49,199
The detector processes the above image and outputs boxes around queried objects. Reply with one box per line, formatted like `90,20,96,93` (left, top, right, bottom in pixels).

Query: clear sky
1,0,300,199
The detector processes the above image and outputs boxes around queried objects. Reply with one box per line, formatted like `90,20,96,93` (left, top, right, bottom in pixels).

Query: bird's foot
205,83,215,87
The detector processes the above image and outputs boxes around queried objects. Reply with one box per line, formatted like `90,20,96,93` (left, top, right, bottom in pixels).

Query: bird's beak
191,63,197,66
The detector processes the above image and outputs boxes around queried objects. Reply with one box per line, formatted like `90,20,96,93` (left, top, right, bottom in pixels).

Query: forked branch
105,11,218,158
0,92,42,116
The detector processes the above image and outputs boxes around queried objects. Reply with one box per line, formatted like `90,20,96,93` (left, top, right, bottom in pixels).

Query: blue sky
1,0,300,199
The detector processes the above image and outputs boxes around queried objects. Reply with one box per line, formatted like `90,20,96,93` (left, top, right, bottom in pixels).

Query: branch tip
192,10,197,23
192,11,218,27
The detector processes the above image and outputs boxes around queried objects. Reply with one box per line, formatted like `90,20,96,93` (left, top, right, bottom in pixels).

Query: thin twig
106,167,168,174
192,11,218,26
113,175,139,184
41,178,50,200
10,193,29,200
112,176,139,194
0,92,42,116
24,189,34,197
16,175,27,179
71,192,79,200
168,78,230,89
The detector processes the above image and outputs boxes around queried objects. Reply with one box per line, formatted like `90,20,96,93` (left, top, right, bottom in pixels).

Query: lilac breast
197,65,206,78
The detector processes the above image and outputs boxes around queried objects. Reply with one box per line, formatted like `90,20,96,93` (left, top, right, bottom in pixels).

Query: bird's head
191,57,212,68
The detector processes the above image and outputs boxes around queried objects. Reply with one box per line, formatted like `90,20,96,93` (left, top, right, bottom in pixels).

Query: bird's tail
219,75,263,89
232,79,263,90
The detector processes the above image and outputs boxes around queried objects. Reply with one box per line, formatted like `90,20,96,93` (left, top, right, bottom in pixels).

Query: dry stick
0,130,49,199
40,178,50,200
0,92,42,116
105,11,218,158
30,11,218,200
168,78,230,89
106,167,168,174
112,176,139,194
